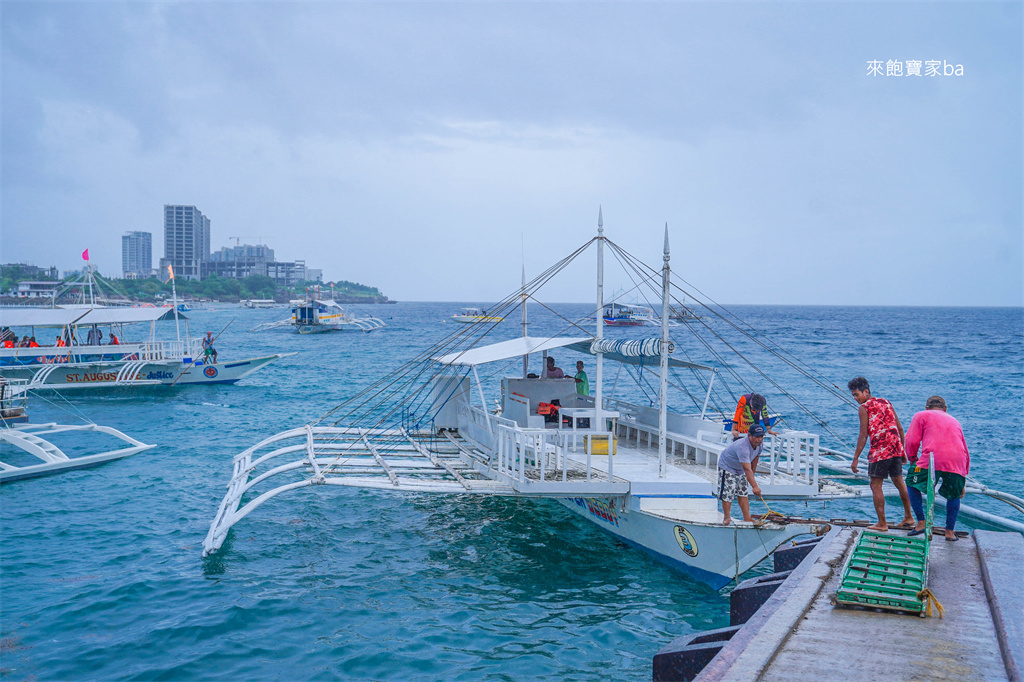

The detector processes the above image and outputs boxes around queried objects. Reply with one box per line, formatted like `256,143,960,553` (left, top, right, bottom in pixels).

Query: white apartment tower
122,231,152,278
161,205,210,280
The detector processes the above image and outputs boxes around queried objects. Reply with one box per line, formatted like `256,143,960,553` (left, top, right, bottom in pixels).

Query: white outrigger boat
0,379,155,482
251,297,385,334
204,213,1024,588
0,306,288,389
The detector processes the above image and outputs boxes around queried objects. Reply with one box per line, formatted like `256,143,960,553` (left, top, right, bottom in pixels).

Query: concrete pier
685,527,1023,682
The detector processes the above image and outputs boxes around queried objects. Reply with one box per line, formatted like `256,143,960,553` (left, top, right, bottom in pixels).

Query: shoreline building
159,205,210,280
152,203,323,286
202,243,321,286
202,244,276,279
122,231,153,279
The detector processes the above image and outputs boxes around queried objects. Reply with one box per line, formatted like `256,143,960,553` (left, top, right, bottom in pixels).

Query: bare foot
913,522,926,532
894,519,915,530
866,523,888,532
722,518,731,526
945,529,956,539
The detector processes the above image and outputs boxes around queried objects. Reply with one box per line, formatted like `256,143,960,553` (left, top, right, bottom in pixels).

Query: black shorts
868,457,905,480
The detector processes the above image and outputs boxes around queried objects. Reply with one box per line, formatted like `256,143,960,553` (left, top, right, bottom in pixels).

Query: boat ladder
115,361,147,384
28,364,61,388
835,455,935,616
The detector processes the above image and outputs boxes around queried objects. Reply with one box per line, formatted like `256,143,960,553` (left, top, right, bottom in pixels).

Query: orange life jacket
537,402,558,415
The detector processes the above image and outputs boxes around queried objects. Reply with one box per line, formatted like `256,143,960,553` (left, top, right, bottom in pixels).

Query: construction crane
228,236,267,246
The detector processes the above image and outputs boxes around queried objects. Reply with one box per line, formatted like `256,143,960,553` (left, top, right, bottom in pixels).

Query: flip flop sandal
893,521,915,530
907,529,926,536
945,536,959,542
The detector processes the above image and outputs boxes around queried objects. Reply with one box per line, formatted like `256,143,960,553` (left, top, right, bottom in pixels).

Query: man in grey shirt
716,424,765,524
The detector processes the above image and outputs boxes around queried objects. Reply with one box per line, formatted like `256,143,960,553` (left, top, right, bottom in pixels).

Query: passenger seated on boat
28,337,39,348
526,373,539,379
2,338,14,348
108,333,119,345
542,356,565,378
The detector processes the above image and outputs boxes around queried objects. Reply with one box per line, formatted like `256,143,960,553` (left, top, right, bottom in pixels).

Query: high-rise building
160,205,210,280
122,231,153,278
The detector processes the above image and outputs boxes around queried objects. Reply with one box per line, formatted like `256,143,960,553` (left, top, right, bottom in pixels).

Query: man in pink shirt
904,395,970,541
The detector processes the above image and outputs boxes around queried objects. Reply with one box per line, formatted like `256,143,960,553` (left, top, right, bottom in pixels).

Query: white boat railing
0,340,203,365
763,431,820,488
457,403,516,454
609,397,822,493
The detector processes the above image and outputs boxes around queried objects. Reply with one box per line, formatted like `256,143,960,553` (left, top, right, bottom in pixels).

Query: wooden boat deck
696,527,1021,682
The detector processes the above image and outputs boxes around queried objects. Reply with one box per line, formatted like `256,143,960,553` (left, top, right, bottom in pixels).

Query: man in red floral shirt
848,377,915,532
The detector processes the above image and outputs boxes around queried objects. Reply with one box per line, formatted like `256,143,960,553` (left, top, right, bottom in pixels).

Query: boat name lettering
66,372,119,383
145,371,174,380
571,497,620,527
674,525,699,557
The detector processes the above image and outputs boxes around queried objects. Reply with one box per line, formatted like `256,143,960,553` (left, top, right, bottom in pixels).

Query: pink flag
82,249,90,261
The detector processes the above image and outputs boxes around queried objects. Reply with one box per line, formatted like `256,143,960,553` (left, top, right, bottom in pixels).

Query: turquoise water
2,304,1021,680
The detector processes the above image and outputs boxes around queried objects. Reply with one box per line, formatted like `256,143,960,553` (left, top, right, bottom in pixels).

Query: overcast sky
2,2,1020,305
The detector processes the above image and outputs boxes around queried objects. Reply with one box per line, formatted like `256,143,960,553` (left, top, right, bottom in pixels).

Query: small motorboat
451,307,504,323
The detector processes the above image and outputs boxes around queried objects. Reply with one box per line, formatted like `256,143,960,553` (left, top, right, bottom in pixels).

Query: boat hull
452,316,504,323
0,355,284,388
556,497,819,589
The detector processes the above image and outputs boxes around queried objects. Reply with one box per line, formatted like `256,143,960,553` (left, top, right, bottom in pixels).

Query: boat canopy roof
434,335,715,371
565,340,714,371
0,306,183,328
299,299,343,309
435,336,591,366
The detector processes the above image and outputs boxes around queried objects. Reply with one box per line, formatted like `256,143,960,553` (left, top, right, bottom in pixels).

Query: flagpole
82,249,95,306
168,265,181,345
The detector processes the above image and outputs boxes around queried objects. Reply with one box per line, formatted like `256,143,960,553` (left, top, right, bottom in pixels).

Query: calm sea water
2,303,1021,681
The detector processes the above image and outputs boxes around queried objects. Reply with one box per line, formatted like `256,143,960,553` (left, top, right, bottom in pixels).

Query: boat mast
87,265,96,306
658,224,671,477
521,262,529,378
168,265,182,345
595,207,605,431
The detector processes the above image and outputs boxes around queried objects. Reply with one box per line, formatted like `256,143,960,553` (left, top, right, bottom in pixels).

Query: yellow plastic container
584,435,618,455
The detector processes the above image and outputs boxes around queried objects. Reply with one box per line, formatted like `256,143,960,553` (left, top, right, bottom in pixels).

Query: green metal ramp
835,457,935,616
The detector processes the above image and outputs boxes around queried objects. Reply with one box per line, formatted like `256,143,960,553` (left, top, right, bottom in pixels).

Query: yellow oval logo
674,525,698,557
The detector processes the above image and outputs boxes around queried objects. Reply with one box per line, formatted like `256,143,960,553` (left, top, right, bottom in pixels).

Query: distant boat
243,299,277,309
250,298,385,334
603,302,655,327
670,305,701,322
451,307,504,324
